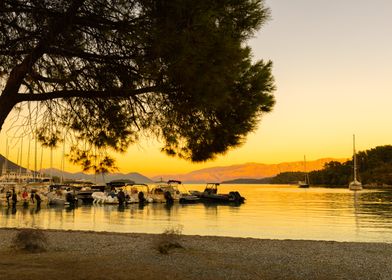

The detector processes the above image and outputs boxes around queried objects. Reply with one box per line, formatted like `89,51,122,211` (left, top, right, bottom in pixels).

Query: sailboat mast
353,134,357,181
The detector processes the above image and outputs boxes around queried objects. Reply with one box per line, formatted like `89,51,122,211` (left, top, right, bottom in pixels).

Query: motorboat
149,180,199,203
47,185,77,206
190,183,245,204
124,183,153,204
76,185,106,204
91,182,131,205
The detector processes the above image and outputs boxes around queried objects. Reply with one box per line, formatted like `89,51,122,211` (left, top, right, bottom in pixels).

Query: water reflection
1,185,392,242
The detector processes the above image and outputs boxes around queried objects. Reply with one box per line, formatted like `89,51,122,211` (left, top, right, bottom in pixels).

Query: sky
1,0,392,176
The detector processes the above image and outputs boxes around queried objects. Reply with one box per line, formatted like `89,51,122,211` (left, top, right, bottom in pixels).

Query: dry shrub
155,225,184,254
13,228,48,253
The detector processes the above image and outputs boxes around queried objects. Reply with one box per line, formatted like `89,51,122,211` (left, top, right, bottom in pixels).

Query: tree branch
16,86,161,102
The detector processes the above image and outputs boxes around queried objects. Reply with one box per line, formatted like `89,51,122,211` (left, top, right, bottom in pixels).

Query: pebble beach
1,228,392,280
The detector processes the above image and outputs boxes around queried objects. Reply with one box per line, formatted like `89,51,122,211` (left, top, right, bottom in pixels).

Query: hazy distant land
3,145,392,186
0,154,341,184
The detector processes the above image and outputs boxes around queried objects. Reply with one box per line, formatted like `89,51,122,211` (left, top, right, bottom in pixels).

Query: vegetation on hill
269,172,306,184
307,146,392,186
226,146,392,186
221,178,272,184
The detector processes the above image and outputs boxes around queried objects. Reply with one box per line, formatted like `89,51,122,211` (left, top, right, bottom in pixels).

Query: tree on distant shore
0,0,275,172
305,145,392,186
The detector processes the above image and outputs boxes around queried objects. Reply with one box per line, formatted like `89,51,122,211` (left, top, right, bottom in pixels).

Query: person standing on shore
22,189,29,206
6,189,11,207
34,193,42,209
30,190,35,204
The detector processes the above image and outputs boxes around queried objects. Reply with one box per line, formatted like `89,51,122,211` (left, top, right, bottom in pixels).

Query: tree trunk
0,93,18,132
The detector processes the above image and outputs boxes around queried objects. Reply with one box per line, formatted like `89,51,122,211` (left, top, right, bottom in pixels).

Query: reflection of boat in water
150,180,199,203
190,183,245,204
349,134,362,191
298,156,310,188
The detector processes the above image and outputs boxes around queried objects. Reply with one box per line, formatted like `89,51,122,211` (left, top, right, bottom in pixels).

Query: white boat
125,183,153,204
298,156,310,188
149,180,199,203
47,185,77,205
349,134,362,191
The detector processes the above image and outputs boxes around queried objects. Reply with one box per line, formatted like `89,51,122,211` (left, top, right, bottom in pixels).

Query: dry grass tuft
155,225,184,254
13,228,48,253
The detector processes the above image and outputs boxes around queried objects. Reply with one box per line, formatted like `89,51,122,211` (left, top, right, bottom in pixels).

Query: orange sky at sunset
1,0,392,176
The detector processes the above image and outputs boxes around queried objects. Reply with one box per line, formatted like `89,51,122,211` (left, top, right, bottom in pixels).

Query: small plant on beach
155,225,184,255
13,228,48,253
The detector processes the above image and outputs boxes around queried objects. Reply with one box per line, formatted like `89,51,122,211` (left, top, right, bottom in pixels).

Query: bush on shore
154,225,184,254
12,228,48,253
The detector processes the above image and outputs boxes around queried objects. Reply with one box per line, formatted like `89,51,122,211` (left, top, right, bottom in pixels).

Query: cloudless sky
1,0,392,176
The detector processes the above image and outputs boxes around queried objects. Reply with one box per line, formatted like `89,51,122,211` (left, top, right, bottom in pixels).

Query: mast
353,134,357,182
4,138,9,178
303,155,309,184
34,134,37,181
19,137,23,182
61,133,66,184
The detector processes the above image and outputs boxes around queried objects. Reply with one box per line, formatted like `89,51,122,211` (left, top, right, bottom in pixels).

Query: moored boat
298,156,310,188
124,183,153,204
149,180,199,203
349,134,362,191
190,183,245,204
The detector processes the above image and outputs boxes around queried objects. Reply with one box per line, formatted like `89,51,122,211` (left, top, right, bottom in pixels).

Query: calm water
1,184,392,243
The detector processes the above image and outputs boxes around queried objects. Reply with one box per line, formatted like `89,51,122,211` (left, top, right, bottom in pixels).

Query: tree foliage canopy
0,0,275,172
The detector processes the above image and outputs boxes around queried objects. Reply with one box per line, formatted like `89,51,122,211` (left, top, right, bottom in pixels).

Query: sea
1,184,392,243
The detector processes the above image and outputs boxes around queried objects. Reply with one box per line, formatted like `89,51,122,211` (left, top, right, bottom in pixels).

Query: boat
298,155,310,188
349,134,362,191
190,183,245,204
76,184,106,204
124,183,153,204
149,180,199,203
47,185,77,206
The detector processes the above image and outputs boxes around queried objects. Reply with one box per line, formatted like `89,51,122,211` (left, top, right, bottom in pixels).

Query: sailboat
298,155,310,188
349,134,362,191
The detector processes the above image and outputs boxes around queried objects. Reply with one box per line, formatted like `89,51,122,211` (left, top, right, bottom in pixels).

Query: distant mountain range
40,168,153,184
152,158,346,183
0,154,28,176
1,153,345,184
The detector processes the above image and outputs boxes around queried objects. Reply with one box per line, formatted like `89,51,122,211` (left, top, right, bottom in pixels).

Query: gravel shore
1,228,391,280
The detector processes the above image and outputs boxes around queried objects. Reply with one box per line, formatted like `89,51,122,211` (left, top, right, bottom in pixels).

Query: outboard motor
138,191,146,204
66,192,76,205
164,191,174,204
229,191,245,203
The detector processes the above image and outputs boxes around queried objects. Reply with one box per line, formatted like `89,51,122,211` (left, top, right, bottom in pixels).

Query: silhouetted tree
0,0,275,172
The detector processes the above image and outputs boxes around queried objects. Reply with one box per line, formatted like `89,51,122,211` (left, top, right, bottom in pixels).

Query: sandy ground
0,228,392,280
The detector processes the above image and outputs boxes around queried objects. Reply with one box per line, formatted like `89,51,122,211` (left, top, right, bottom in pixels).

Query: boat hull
349,180,362,191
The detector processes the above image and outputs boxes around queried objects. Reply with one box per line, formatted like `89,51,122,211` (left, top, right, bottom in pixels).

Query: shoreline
1,228,392,280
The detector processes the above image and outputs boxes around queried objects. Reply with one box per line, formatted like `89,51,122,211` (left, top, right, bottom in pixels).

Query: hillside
0,154,28,175
153,158,345,183
40,168,153,184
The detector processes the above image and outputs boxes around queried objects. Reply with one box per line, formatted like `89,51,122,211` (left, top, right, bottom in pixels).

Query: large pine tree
0,0,275,171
